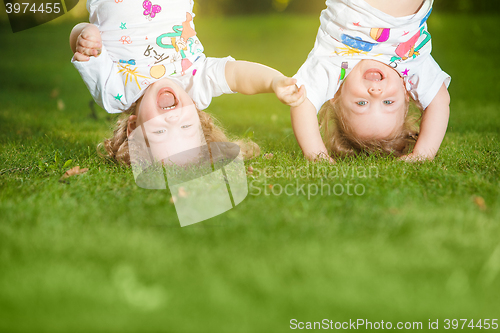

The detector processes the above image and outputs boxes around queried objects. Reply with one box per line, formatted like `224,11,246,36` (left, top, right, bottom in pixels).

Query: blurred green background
1,0,500,22
1,1,500,333
195,0,500,15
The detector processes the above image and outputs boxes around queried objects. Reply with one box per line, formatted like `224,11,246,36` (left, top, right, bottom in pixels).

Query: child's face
133,78,206,163
339,60,408,139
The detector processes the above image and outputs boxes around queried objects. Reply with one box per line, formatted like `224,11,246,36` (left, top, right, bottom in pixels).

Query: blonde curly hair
99,103,260,165
319,87,423,158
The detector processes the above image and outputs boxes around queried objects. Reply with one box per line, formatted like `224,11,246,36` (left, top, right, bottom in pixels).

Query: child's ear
127,115,138,137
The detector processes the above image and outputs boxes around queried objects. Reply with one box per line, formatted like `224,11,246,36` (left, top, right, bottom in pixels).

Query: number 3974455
5,3,61,14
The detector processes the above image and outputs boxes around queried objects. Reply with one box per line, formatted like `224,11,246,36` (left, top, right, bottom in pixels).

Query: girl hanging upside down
70,0,306,164
291,0,451,162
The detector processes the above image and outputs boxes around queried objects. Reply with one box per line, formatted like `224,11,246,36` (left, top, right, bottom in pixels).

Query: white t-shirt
72,0,234,113
294,0,451,112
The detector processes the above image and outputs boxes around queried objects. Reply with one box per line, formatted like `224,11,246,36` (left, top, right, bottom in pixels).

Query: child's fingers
77,44,101,57
287,85,307,107
280,83,301,97
77,36,101,57
80,30,101,42
282,77,297,87
399,153,426,162
275,77,297,89
275,82,306,107
297,85,306,98
295,94,307,107
314,152,335,164
76,45,95,57
78,36,101,50
73,52,90,62
279,78,297,90
76,47,98,57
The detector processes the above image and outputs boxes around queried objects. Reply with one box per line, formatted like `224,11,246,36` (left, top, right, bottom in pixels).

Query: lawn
1,12,499,333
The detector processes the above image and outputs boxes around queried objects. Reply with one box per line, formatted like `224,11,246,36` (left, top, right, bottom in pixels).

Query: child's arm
70,23,102,61
403,83,450,161
290,99,333,162
225,61,331,160
225,61,306,107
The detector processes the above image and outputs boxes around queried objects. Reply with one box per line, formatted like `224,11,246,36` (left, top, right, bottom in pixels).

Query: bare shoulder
363,0,425,17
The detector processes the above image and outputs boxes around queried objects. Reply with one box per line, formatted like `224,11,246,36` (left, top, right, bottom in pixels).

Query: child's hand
74,24,102,62
272,77,306,107
399,153,431,162
315,152,336,164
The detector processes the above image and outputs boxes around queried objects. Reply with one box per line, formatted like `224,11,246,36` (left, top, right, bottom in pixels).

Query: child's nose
164,112,179,123
368,87,382,95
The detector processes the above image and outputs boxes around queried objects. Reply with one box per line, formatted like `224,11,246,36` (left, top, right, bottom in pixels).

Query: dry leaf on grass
60,166,89,181
473,196,487,211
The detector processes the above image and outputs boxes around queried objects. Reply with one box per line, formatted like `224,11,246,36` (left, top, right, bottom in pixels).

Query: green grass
1,13,500,333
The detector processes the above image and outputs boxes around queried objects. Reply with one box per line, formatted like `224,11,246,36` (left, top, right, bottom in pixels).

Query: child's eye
356,101,368,106
181,124,192,129
383,100,394,105
153,129,166,134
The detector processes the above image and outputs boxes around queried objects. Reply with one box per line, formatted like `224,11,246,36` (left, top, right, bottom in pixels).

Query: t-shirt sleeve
294,55,340,113
407,55,451,109
71,45,125,114
190,56,236,110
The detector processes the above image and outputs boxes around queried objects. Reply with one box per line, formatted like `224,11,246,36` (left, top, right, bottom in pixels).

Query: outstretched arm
225,61,306,106
291,98,333,162
403,83,450,161
70,23,102,61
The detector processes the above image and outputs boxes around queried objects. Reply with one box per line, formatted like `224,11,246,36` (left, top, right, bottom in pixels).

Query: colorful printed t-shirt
73,0,234,113
294,0,451,112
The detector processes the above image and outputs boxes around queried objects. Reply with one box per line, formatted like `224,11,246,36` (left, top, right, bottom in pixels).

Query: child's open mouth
364,69,384,81
157,88,178,111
